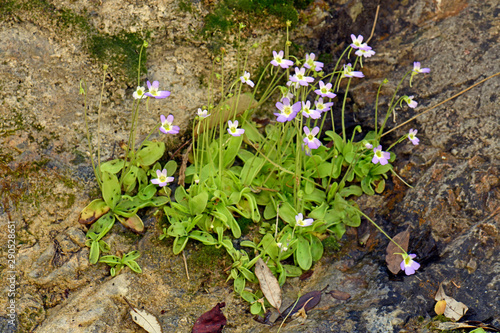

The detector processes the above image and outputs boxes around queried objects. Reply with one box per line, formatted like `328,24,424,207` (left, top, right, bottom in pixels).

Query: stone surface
0,0,499,332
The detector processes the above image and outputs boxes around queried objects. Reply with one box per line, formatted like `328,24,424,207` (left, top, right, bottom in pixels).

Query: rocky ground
0,0,499,332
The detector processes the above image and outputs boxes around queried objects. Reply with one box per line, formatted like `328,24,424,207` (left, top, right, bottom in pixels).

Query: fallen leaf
437,322,476,330
274,286,328,324
434,299,447,315
192,302,227,333
129,307,163,333
385,229,410,275
434,283,468,321
326,290,351,301
255,258,282,310
299,270,314,281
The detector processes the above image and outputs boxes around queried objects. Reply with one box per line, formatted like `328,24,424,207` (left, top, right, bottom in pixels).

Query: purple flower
133,86,147,99
240,71,254,87
160,114,180,134
342,63,364,78
314,98,334,113
145,81,171,99
227,120,245,136
304,53,324,72
274,98,301,122
355,45,376,58
408,129,419,145
400,253,420,275
151,169,174,187
295,213,314,227
271,50,294,69
413,62,430,74
364,142,373,149
372,145,390,165
301,101,321,119
314,81,336,99
403,95,418,108
303,126,322,149
350,34,364,49
289,67,314,86
197,108,211,118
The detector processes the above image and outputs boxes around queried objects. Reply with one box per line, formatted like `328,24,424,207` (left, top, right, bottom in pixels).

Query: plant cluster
79,27,429,315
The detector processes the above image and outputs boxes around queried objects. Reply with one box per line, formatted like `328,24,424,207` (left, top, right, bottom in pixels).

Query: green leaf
317,162,335,178
189,191,209,215
189,230,217,245
117,214,145,233
329,223,346,239
250,302,263,315
122,250,141,263
240,156,266,186
296,235,312,270
308,235,324,262
370,163,392,175
339,185,363,198
238,266,255,282
172,236,189,255
89,240,100,264
98,240,110,253
224,134,243,168
240,291,257,303
240,240,257,249
101,171,121,210
278,201,297,225
258,233,279,262
136,141,165,167
122,165,138,193
375,178,385,193
309,202,328,220
361,176,375,195
99,255,120,265
100,159,125,174
283,264,302,277
125,260,142,274
342,142,353,156
167,223,187,237
165,160,177,177
88,212,115,241
263,203,277,220
234,275,245,294
79,199,110,225
138,183,157,201
174,186,189,208
325,131,344,151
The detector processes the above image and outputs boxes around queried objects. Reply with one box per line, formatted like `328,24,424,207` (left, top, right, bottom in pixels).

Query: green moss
322,235,340,253
87,31,149,83
178,0,194,13
202,0,314,41
236,217,252,235
190,244,229,270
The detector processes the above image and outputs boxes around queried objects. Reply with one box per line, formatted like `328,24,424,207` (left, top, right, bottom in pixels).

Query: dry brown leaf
129,307,163,333
434,283,468,321
437,322,476,330
385,229,410,274
255,258,282,310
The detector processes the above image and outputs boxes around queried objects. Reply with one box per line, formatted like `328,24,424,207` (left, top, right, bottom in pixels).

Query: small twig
182,250,190,280
366,5,380,44
123,297,137,312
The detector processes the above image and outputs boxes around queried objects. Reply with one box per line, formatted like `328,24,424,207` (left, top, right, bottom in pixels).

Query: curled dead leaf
385,229,410,275
434,282,468,321
192,302,227,333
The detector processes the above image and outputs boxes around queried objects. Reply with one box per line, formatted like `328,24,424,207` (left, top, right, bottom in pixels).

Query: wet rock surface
1,0,499,332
